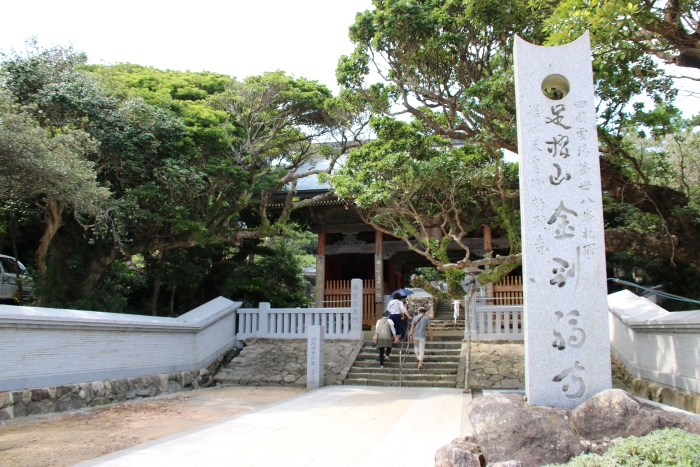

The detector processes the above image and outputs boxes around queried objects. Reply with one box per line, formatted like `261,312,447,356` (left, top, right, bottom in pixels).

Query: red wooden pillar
374,230,383,319
315,227,326,307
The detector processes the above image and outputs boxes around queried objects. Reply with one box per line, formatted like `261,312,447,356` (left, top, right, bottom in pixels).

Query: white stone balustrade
237,278,363,341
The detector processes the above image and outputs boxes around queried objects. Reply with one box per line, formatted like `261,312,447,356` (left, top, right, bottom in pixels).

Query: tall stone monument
514,32,611,408
307,324,325,389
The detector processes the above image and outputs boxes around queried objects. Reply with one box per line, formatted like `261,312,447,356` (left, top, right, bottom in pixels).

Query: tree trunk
151,251,165,316
36,199,64,274
463,276,476,393
9,212,24,306
76,245,122,299
36,199,64,306
169,276,176,316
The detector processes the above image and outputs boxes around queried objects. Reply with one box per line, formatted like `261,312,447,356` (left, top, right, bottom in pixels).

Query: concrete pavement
76,386,472,467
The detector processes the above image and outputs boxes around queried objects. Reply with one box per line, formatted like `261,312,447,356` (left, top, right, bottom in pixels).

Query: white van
0,254,32,301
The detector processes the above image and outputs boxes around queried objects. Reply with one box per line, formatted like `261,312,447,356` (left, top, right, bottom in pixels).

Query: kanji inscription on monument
307,324,325,389
514,32,611,407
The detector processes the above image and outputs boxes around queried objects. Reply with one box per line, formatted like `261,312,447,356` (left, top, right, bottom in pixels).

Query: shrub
545,428,700,467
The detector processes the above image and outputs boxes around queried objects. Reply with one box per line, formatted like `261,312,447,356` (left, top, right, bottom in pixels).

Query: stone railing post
258,302,270,338
467,294,478,340
350,278,363,339
307,324,325,389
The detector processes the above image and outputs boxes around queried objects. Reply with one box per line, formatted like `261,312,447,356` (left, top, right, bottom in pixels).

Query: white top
387,299,407,316
375,318,397,336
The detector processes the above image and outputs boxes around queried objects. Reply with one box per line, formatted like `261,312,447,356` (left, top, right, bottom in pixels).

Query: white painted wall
608,290,700,394
0,297,240,392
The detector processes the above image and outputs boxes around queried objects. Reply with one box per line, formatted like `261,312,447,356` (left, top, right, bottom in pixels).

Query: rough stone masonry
514,31,611,408
213,338,362,387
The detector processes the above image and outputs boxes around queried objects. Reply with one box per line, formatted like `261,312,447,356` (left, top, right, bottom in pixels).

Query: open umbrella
392,288,414,297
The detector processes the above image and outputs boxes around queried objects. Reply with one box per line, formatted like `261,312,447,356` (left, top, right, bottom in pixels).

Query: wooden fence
324,279,377,327
493,275,523,305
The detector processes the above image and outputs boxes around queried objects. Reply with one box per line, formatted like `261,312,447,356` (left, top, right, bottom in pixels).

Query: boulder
30,388,52,401
25,399,54,416
0,392,12,409
489,462,523,467
571,389,700,440
434,437,485,467
167,381,182,394
0,407,12,420
466,394,585,467
55,392,86,412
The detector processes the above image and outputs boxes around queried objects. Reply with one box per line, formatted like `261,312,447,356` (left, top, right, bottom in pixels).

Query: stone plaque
350,278,362,339
307,324,325,389
514,32,611,407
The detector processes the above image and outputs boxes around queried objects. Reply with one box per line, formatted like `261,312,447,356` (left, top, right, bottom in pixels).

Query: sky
0,0,374,93
1,0,697,116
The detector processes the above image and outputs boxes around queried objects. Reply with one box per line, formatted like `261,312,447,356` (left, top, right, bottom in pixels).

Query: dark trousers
379,346,392,365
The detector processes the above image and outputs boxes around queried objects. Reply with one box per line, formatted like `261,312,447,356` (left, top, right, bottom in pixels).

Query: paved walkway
76,386,472,467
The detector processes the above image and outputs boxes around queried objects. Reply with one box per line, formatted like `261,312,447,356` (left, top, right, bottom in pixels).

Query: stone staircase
344,338,462,388
431,299,465,331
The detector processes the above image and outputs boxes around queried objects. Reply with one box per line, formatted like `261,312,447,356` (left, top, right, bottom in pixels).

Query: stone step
352,361,458,370
346,372,457,382
344,379,457,388
347,366,458,375
358,347,461,355
432,324,466,330
343,378,456,388
361,340,462,349
355,354,459,365
433,317,458,322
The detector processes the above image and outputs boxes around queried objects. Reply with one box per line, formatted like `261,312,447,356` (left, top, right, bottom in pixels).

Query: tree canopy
332,0,700,299
0,42,352,311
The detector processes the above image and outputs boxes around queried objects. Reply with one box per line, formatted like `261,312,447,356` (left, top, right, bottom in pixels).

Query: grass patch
544,428,700,466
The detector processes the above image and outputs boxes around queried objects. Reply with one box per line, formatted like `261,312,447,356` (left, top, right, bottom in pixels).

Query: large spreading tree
332,0,698,300
0,44,360,309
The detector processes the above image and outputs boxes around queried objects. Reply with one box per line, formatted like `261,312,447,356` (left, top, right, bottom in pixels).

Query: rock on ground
438,389,700,467
434,436,485,467
571,388,700,440
466,394,584,467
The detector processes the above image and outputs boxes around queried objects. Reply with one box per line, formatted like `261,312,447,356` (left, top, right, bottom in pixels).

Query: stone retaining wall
611,352,700,414
0,348,239,420
469,340,525,390
213,338,362,387
407,292,437,319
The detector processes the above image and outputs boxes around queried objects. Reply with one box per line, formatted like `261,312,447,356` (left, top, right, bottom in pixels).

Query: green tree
334,0,547,286
332,117,521,290
336,0,699,284
2,42,358,310
542,0,700,69
0,88,108,281
220,240,311,308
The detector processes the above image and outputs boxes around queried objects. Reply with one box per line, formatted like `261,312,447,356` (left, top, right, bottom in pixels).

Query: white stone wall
608,290,700,394
0,297,240,392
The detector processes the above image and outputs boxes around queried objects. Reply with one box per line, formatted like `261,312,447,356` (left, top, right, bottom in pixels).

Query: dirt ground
0,386,305,467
